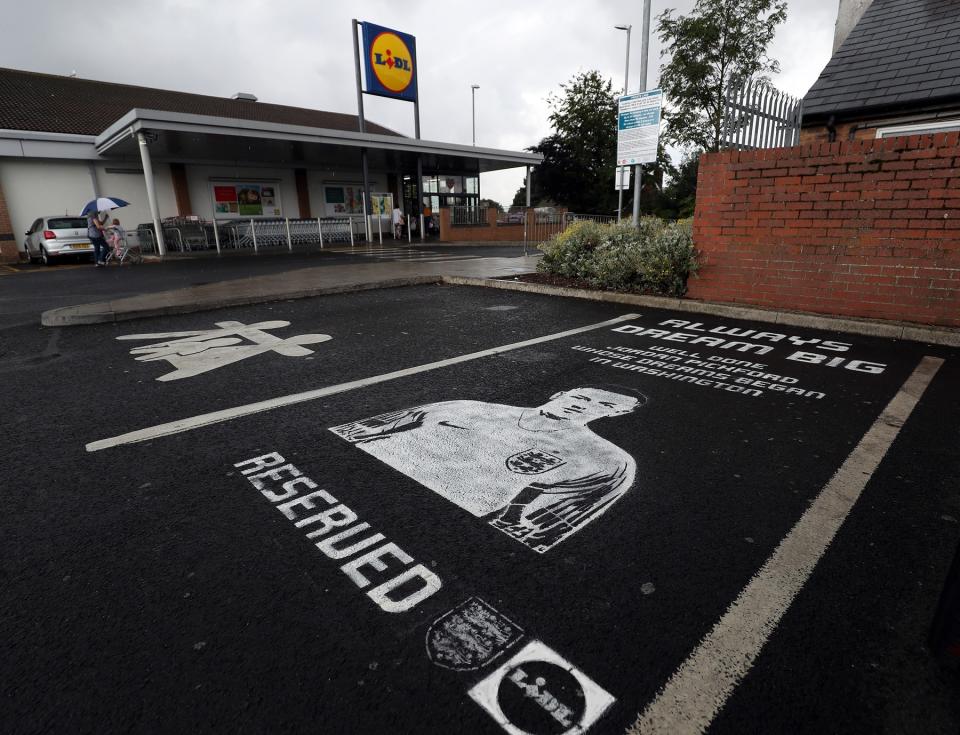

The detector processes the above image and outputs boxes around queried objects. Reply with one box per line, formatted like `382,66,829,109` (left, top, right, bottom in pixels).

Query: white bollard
250,219,258,252
212,218,221,255
377,214,383,245
349,217,355,247
285,218,293,251
317,217,324,249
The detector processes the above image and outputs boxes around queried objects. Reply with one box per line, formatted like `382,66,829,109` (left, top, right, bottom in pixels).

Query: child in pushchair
105,218,126,261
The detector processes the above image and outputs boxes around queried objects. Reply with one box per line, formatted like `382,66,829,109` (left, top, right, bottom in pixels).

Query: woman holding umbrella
81,197,129,267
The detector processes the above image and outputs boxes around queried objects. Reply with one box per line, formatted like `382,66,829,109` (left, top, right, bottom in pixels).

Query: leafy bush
537,217,698,296
536,220,607,278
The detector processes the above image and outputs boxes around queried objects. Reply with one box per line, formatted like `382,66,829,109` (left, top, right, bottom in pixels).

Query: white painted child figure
330,387,645,552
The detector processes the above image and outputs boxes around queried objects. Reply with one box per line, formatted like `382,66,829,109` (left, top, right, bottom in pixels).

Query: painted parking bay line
86,313,641,452
628,355,945,735
0,264,88,275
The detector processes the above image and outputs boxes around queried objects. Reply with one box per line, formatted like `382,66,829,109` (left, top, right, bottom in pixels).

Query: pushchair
104,227,144,265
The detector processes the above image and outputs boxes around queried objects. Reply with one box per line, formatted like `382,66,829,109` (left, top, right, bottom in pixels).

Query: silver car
24,216,94,265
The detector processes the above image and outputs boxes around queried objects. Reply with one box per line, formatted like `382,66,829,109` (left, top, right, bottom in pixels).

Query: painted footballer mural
330,387,645,552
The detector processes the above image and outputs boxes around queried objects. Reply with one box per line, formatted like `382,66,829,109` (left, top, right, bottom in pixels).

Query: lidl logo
361,22,418,102
369,32,414,94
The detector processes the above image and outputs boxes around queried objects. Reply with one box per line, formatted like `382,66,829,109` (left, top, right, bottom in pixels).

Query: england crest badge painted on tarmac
426,597,524,671
505,448,567,475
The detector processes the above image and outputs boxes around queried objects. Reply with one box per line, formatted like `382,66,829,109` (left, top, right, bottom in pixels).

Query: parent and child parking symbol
116,320,331,381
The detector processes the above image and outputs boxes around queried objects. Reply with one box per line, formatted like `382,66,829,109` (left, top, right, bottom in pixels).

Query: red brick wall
689,132,960,328
0,178,19,264
295,168,311,218
438,207,526,242
170,163,193,216
799,124,878,146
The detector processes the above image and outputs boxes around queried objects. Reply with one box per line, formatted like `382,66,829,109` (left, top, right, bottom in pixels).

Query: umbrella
80,197,130,217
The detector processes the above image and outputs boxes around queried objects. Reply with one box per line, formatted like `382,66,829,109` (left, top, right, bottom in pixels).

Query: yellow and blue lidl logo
370,32,413,93
362,22,418,102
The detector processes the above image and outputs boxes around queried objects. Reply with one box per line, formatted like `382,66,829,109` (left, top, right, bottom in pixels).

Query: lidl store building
0,67,540,261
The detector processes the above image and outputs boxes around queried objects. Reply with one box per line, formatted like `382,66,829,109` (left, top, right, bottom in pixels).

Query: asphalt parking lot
2,284,959,734
0,243,528,329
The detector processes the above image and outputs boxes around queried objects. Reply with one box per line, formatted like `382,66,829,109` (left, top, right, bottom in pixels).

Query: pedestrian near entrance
87,210,109,266
392,205,403,239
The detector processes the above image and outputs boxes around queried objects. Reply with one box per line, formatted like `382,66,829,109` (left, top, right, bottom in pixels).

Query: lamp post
614,24,631,222
632,0,652,226
471,84,480,146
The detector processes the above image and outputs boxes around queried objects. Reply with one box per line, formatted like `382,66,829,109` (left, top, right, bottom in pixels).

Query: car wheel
41,247,53,266
26,244,39,264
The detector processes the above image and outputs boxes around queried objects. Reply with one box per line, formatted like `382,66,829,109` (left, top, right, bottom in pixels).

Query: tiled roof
0,67,400,137
803,0,960,122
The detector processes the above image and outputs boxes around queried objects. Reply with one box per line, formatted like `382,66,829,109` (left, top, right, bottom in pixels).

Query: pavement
40,256,538,326
2,283,959,734
0,242,532,330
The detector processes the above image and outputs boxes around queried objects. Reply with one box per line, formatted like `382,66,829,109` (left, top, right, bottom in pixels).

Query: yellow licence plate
69,243,91,250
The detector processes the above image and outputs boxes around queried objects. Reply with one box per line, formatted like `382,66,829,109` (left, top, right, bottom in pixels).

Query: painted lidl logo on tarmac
369,31,413,93
469,640,615,735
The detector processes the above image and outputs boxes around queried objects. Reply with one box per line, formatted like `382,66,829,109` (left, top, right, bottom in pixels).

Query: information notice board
616,89,663,166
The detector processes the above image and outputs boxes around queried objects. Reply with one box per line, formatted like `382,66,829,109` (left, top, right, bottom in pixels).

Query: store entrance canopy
95,109,542,173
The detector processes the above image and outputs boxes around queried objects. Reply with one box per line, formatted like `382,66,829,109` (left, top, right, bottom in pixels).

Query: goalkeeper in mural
330,387,645,553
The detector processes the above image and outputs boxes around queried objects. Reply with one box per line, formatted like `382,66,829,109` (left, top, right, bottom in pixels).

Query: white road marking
86,313,641,452
628,355,944,735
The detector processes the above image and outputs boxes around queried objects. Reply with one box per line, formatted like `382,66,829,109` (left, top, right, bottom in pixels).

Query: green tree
479,198,505,213
637,143,677,219
657,0,787,151
528,71,619,213
662,153,700,219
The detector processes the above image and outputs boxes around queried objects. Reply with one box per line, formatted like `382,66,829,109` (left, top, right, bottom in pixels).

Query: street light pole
632,0,652,225
471,84,480,146
614,24,631,222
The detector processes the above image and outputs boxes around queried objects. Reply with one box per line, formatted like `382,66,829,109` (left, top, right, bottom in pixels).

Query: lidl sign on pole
617,89,662,165
362,22,418,102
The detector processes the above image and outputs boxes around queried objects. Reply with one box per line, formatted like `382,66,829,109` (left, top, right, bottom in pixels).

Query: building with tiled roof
0,67,401,138
801,0,960,143
0,66,539,261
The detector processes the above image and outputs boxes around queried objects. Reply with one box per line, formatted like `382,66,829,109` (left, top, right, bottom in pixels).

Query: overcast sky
2,0,839,206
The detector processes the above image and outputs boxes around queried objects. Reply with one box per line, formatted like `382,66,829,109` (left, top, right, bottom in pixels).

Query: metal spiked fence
722,80,803,150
